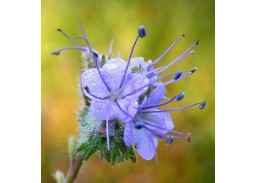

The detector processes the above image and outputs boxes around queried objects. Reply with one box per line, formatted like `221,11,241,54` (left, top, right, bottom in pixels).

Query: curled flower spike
53,24,205,162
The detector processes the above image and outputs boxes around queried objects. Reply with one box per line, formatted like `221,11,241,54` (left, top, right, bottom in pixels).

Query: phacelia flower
123,84,174,160
52,24,206,162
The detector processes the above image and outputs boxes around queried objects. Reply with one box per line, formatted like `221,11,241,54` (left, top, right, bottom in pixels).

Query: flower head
52,24,205,163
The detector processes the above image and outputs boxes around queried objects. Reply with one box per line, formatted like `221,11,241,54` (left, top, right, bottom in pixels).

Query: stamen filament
144,66,165,77
143,126,166,139
108,38,114,60
141,101,203,113
84,86,110,100
52,46,88,55
163,68,197,86
119,35,140,89
144,125,191,142
151,34,185,66
122,72,177,99
93,53,112,92
57,29,78,46
169,135,188,140
139,119,188,137
156,41,199,75
140,120,171,132
141,95,177,110
78,22,93,54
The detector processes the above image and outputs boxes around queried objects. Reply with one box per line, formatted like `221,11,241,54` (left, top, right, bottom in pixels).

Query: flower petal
137,111,174,133
121,73,149,101
115,98,138,122
123,121,134,147
89,99,115,120
135,129,158,160
145,84,165,106
102,58,128,91
81,68,109,98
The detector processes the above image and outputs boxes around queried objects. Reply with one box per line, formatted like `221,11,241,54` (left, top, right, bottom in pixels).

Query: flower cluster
52,24,205,162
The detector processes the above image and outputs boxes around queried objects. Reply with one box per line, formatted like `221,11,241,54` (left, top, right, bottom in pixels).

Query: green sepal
128,146,136,163
78,114,137,165
77,134,101,160
78,133,137,165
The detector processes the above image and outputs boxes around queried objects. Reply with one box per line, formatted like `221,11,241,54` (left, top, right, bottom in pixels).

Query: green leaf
105,150,111,163
110,149,116,165
128,147,136,163
84,144,98,160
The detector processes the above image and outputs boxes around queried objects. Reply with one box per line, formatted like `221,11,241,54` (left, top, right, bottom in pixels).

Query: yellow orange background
42,0,214,182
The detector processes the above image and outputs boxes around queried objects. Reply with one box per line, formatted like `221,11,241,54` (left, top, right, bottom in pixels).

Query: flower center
110,90,122,101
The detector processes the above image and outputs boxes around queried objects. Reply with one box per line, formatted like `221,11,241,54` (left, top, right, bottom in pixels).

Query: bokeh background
42,0,214,182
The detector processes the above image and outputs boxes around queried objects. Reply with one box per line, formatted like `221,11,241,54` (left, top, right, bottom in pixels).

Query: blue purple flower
52,24,205,161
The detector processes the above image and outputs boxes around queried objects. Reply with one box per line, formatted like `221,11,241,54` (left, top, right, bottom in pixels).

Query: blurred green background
42,0,214,182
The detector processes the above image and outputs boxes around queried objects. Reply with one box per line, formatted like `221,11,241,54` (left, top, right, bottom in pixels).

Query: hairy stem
64,153,84,183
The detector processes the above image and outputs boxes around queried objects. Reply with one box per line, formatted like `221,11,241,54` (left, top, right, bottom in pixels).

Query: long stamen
156,41,199,75
141,92,184,110
72,36,93,44
169,134,191,141
144,125,191,142
57,29,79,45
84,86,110,100
78,22,93,54
141,100,206,113
92,52,111,92
122,72,177,99
119,26,146,89
119,35,139,89
141,96,177,110
52,46,88,55
140,119,189,137
144,66,165,77
150,34,185,66
164,67,197,86
143,125,167,138
108,38,114,60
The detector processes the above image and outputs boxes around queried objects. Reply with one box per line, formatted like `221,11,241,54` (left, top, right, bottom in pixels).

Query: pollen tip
52,50,60,55
199,100,206,110
57,28,62,32
196,40,199,45
176,92,185,101
187,132,192,142
174,69,183,80
189,67,198,74
166,136,174,145
182,34,186,37
138,25,146,38
190,50,196,54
